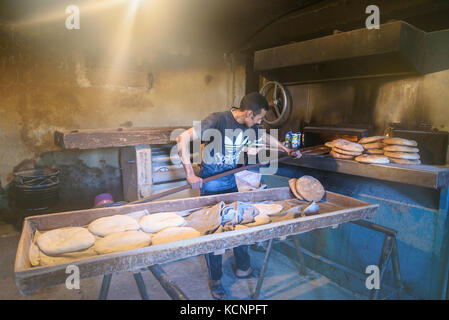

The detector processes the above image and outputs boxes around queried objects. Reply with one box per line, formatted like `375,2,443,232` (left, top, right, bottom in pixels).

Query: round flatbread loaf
355,154,390,164
383,138,417,147
288,178,304,200
383,145,419,153
330,150,355,159
333,139,364,152
296,176,325,202
252,203,283,216
325,141,334,148
361,142,385,149
88,215,140,237
358,136,388,144
139,212,186,233
332,147,362,156
152,227,200,245
384,151,420,160
389,158,421,165
37,227,95,256
365,149,384,155
93,230,151,254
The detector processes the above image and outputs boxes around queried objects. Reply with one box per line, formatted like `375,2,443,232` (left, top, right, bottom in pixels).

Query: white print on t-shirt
169,124,279,176
203,129,253,167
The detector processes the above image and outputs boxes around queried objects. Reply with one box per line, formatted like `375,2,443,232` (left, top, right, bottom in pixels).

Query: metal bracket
351,220,403,300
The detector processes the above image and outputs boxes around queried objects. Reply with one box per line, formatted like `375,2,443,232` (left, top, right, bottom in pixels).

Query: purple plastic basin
94,193,114,208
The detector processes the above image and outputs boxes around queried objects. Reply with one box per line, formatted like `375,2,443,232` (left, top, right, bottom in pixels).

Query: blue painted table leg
370,235,394,300
133,272,149,300
291,235,307,275
391,238,403,299
99,274,112,300
252,238,274,300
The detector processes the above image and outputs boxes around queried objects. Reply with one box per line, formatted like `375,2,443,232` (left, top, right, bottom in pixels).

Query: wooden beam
54,127,190,149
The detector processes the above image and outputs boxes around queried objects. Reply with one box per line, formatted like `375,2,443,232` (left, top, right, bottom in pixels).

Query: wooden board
120,145,152,202
54,127,190,149
14,187,377,296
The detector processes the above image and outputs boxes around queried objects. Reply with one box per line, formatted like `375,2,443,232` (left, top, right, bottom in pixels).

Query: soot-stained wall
0,29,246,216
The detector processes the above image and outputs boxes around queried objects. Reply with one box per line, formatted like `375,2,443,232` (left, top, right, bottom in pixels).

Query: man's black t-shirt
196,110,261,193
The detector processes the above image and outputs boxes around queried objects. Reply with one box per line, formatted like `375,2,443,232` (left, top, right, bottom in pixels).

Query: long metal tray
14,187,378,295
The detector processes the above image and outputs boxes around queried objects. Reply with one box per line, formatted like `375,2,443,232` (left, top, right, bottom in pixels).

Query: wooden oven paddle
127,153,292,205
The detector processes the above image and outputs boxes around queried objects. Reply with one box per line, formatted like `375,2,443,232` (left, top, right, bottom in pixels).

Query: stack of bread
330,139,364,160
354,136,390,164
382,138,421,164
358,136,387,154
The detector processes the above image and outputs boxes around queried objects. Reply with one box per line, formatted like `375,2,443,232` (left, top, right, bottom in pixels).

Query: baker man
177,92,301,299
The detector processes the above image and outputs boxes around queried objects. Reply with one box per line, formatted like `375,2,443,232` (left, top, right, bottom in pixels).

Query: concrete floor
0,221,363,300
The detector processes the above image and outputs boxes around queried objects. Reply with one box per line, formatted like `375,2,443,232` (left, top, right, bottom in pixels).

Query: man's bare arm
177,127,203,189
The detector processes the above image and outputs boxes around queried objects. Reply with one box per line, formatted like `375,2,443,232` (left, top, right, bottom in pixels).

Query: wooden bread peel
127,147,317,205
128,154,290,205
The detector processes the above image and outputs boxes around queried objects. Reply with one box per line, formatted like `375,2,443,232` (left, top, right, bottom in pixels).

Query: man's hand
262,132,302,159
187,173,203,190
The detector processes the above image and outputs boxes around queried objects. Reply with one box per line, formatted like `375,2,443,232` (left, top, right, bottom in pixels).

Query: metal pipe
148,265,188,300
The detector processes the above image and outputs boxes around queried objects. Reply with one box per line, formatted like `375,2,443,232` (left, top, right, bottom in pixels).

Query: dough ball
36,227,95,256
94,230,151,255
88,215,140,237
152,227,200,245
139,212,186,233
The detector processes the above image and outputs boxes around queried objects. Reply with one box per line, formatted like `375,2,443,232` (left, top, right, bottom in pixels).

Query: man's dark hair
239,92,269,115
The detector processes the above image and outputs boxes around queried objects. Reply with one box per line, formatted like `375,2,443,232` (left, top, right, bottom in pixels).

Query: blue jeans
200,165,238,193
201,186,251,281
